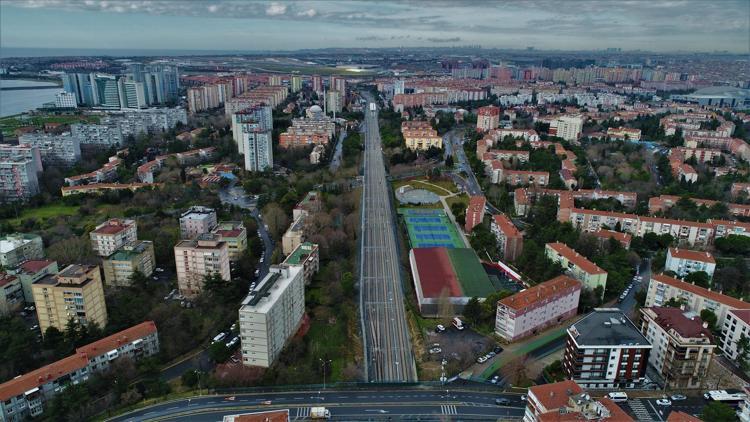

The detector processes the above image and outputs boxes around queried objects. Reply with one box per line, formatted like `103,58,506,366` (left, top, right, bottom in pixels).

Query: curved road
108,388,525,421
359,98,417,383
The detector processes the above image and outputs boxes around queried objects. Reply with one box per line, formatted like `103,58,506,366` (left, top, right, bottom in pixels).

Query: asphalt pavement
359,96,417,383
107,388,526,421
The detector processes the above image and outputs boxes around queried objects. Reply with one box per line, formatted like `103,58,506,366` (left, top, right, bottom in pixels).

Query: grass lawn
445,193,470,210
7,202,126,228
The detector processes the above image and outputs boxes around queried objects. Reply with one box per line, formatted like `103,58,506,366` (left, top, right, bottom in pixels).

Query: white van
452,317,465,330
212,332,227,344
606,392,628,403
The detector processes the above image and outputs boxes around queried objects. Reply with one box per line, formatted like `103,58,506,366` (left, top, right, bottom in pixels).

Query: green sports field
399,208,464,249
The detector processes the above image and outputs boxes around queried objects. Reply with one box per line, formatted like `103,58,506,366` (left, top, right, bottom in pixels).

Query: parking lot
422,324,499,376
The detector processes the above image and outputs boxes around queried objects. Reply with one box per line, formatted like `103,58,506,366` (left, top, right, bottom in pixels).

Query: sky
1,0,749,54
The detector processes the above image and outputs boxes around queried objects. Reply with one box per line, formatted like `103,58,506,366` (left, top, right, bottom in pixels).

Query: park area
399,208,464,249
0,113,100,137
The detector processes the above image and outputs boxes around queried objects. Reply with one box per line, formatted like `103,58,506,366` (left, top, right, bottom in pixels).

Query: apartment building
282,216,306,255
32,264,108,333
17,132,82,166
711,219,750,239
606,126,642,141
89,218,138,257
231,104,273,154
174,233,230,297
495,275,581,342
282,242,319,285
239,265,305,368
403,129,443,150
523,380,633,422
102,240,156,287
0,159,40,202
0,233,44,268
562,308,652,389
70,123,123,148
553,115,584,142
645,274,750,326
464,195,486,233
242,128,273,172
0,321,158,421
731,182,750,199
491,168,549,187
293,191,323,220
0,274,24,316
212,221,248,261
179,206,217,239
7,259,58,304
640,307,715,389
720,309,750,362
545,242,607,298
490,213,523,261
476,105,500,132
665,248,716,279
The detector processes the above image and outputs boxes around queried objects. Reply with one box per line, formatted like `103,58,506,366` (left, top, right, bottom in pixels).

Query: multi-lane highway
108,388,525,421
359,98,417,383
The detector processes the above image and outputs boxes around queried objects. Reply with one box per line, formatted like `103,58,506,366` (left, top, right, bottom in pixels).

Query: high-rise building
231,104,273,154
326,90,342,114
32,264,108,333
0,233,44,269
102,240,156,287
554,115,584,142
562,308,652,389
92,74,121,109
640,306,715,389
476,105,500,132
174,233,230,297
0,274,24,317
54,92,77,108
290,75,302,93
268,75,282,86
490,213,523,261
17,132,82,166
311,75,322,94
0,144,43,173
329,75,346,94
179,206,217,239
70,123,123,148
7,259,58,304
394,79,405,95
0,159,40,202
243,129,273,172
239,265,305,367
89,218,138,257
118,79,147,109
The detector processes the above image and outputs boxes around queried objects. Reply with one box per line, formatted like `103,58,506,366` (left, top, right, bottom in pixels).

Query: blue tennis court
399,208,464,249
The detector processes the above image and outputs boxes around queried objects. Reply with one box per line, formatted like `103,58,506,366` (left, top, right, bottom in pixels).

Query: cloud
265,2,286,16
427,37,461,43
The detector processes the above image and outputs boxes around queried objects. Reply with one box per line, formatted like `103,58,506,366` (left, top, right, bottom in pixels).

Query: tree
663,297,686,308
445,155,454,167
463,297,482,325
701,401,737,422
700,309,718,333
208,342,232,363
736,334,750,371
685,271,710,288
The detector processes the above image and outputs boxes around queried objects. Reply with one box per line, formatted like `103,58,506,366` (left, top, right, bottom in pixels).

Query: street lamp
319,358,332,391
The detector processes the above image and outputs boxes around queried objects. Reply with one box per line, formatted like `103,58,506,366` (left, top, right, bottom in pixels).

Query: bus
369,102,377,112
703,390,746,407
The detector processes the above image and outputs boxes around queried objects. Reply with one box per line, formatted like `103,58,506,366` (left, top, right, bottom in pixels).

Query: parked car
670,394,687,401
656,399,672,406
477,356,488,364
493,345,503,354
435,324,446,333
490,375,500,384
520,394,527,402
429,347,442,354
488,351,496,357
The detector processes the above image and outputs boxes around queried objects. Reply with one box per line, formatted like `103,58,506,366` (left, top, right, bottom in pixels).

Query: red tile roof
592,229,632,246
666,410,701,422
492,213,521,238
499,275,581,311
76,321,157,358
0,354,89,401
652,274,750,310
668,248,715,264
18,259,56,274
546,242,606,275
729,309,750,325
93,219,133,235
411,248,461,298
529,380,583,411
0,273,18,288
645,307,713,339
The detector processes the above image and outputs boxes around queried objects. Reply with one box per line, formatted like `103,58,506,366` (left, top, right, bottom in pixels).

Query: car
488,351,496,357
225,396,236,401
231,323,237,331
493,345,504,354
429,347,442,354
477,356,488,363
30,325,39,331
20,311,27,317
226,336,239,348
435,324,446,333
261,400,272,405
254,270,260,277
491,375,500,384
670,394,687,401
656,399,672,406
155,268,164,272
432,343,440,348
153,276,159,280
27,306,34,311
260,257,264,263
520,394,527,401
495,398,511,406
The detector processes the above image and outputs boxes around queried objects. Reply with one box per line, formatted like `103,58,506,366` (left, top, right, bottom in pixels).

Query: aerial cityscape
1,0,750,421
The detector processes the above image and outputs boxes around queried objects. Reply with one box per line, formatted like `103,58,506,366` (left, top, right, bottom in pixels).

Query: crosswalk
441,404,458,415
627,399,655,421
295,407,310,419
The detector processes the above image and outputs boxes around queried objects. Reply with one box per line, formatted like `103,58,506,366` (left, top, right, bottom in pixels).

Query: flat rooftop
569,308,650,348
240,265,302,314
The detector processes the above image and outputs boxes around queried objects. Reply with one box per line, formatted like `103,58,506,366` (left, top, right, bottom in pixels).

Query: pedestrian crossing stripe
441,404,458,415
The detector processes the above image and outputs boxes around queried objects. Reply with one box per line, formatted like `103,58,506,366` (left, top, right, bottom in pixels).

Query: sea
0,79,62,118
